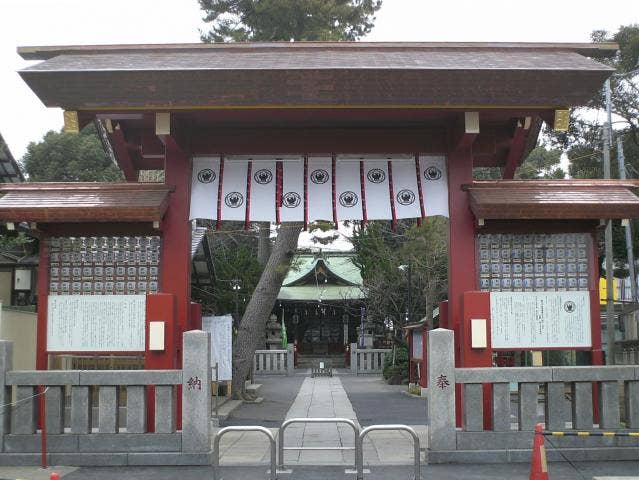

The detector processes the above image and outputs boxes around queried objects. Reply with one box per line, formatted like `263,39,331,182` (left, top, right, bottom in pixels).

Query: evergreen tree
21,124,122,182
200,0,382,42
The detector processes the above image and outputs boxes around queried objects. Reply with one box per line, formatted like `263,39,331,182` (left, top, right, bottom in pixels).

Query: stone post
286,344,294,376
427,328,456,451
350,343,357,374
0,341,12,451
182,330,211,453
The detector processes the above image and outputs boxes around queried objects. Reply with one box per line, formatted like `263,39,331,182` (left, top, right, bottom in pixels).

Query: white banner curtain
189,154,449,223
279,157,305,222
248,160,277,222
190,156,220,221
307,156,334,222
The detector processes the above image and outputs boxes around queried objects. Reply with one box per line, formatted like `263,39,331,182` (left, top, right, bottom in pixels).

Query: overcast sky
1,0,637,160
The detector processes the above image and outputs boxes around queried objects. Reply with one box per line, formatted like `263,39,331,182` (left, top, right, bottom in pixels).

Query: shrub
382,345,409,383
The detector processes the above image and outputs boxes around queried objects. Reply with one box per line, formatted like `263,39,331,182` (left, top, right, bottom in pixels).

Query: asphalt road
53,461,639,479
339,373,428,426
222,373,306,427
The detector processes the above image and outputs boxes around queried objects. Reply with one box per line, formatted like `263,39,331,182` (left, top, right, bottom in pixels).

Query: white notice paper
202,315,233,381
47,295,146,352
490,291,591,349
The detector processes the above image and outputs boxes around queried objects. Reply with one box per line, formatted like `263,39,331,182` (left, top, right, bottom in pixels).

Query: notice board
412,330,423,359
202,315,233,381
47,295,146,352
490,291,591,349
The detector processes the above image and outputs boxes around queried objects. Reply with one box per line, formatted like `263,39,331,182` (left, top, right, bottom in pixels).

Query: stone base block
0,451,213,467
127,451,213,466
427,447,639,464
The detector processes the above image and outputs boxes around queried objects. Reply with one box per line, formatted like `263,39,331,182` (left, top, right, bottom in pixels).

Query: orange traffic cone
529,423,549,479
50,473,60,480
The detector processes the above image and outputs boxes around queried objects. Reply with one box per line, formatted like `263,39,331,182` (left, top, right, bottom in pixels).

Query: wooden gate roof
17,42,615,110
467,180,639,220
0,183,172,223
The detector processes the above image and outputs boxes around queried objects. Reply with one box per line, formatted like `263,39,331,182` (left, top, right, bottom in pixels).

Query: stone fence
427,328,639,463
350,344,391,375
0,330,212,466
253,345,294,376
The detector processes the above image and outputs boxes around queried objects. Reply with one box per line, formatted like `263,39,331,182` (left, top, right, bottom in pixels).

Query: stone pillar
126,386,147,433
286,344,294,376
155,385,176,433
71,386,92,434
98,386,120,433
13,386,36,434
182,330,211,453
428,328,456,451
350,343,357,374
625,380,639,429
0,341,12,451
45,386,65,434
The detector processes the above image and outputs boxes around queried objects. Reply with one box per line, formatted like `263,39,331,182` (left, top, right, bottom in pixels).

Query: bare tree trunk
231,224,302,399
256,222,272,266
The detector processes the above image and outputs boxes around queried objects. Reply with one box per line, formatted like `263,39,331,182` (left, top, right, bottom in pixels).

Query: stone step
297,356,345,368
212,399,243,422
246,383,262,396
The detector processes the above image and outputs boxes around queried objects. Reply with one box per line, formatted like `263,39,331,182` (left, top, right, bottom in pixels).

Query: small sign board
47,295,146,352
202,315,233,381
490,291,591,349
412,330,423,359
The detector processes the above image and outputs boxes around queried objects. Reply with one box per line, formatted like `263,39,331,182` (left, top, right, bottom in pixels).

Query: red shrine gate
1,41,635,425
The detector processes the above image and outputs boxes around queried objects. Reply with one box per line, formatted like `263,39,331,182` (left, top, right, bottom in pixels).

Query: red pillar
36,236,50,370
447,145,476,426
462,291,493,429
589,230,603,366
145,293,177,430
589,230,603,423
161,138,193,367
159,136,193,430
420,326,428,387
407,329,415,384
190,302,202,331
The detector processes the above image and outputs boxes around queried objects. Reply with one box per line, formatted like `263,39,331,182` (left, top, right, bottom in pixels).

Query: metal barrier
278,417,360,470
357,425,420,480
213,426,277,480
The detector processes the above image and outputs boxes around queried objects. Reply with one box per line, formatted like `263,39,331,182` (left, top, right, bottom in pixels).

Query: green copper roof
283,253,362,286
278,253,365,301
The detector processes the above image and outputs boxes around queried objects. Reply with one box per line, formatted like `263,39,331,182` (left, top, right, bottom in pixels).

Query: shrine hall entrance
275,252,367,368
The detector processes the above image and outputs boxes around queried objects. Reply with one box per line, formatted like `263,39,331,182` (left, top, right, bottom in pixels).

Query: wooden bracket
502,117,532,179
451,112,479,153
108,127,138,182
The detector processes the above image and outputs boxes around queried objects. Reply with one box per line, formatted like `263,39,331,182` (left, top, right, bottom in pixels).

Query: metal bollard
213,425,277,480
358,424,420,480
278,417,360,470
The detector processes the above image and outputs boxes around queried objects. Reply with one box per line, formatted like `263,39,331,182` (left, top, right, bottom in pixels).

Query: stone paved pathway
214,373,427,466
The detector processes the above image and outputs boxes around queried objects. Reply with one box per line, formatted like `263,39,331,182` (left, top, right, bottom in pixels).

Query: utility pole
604,78,616,365
616,136,638,302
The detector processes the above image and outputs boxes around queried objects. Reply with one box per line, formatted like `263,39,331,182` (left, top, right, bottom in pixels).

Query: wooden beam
155,112,171,136
502,117,532,179
451,112,479,153
134,157,165,171
188,126,447,154
141,132,166,159
108,127,138,181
